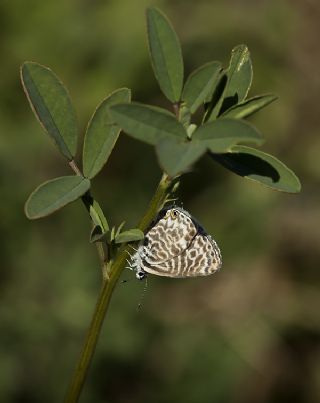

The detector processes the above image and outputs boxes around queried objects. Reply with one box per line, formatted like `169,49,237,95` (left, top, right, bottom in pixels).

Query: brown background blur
0,0,319,402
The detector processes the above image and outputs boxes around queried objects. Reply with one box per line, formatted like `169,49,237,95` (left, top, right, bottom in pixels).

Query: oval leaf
193,118,264,153
182,61,221,114
208,45,252,120
156,139,206,177
211,145,301,193
115,229,144,244
21,62,78,160
90,200,109,232
109,103,187,145
146,7,184,102
25,176,91,219
82,193,109,232
83,88,131,179
224,45,252,102
222,94,277,119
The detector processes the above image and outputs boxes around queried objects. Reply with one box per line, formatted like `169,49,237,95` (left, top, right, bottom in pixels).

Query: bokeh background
1,0,319,402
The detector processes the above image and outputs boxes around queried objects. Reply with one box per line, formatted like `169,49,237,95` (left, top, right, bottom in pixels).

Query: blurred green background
1,0,319,402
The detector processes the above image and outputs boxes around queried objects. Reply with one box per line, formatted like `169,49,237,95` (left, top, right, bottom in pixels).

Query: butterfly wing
141,209,198,265
143,232,222,278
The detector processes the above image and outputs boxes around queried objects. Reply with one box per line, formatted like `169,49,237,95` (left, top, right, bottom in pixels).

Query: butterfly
128,207,222,280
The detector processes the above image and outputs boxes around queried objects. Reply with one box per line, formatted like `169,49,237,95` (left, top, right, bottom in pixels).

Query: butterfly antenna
164,197,179,207
137,276,148,311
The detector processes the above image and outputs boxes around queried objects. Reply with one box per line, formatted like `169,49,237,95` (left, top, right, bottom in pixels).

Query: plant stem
69,160,82,176
64,173,173,403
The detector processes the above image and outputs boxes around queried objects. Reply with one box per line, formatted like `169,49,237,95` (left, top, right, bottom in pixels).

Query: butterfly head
161,207,192,227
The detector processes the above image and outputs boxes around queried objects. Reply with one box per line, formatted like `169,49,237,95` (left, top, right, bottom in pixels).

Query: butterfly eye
170,210,178,220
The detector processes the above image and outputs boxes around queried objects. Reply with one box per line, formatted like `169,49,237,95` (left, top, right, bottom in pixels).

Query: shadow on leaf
220,94,239,116
204,74,227,118
211,151,280,182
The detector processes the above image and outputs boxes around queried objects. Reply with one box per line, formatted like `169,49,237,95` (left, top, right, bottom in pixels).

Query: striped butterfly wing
144,231,222,278
141,208,198,266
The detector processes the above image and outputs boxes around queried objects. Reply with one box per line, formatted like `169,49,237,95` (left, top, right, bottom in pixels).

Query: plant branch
69,160,82,176
64,172,173,403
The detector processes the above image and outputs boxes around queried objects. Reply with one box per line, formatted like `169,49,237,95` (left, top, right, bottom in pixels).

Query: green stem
64,173,173,403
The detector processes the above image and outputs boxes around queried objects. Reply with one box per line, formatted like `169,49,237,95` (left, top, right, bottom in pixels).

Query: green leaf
109,103,187,145
182,61,221,114
193,118,264,153
90,225,108,243
83,88,131,179
115,221,126,238
224,45,252,102
222,94,277,119
110,226,116,243
187,124,197,139
178,104,191,128
146,7,184,102
82,193,109,233
156,139,206,177
89,200,109,232
25,176,91,219
203,73,227,120
21,62,78,160
115,229,144,244
211,145,301,193
208,45,252,120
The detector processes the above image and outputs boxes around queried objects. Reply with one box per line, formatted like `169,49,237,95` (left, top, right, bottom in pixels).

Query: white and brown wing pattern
142,208,198,265
130,207,222,280
147,231,221,278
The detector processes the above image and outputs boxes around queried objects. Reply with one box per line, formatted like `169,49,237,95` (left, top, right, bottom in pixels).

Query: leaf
208,45,252,120
179,104,191,128
204,69,225,104
115,229,144,244
110,226,116,243
89,200,109,232
115,221,126,238
187,124,197,139
21,62,78,160
82,193,109,232
25,176,91,219
211,145,301,193
146,7,184,102
83,88,131,179
193,118,264,153
156,139,206,177
222,44,252,108
109,103,187,145
182,61,221,114
222,94,278,119
90,225,108,243
203,73,227,120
